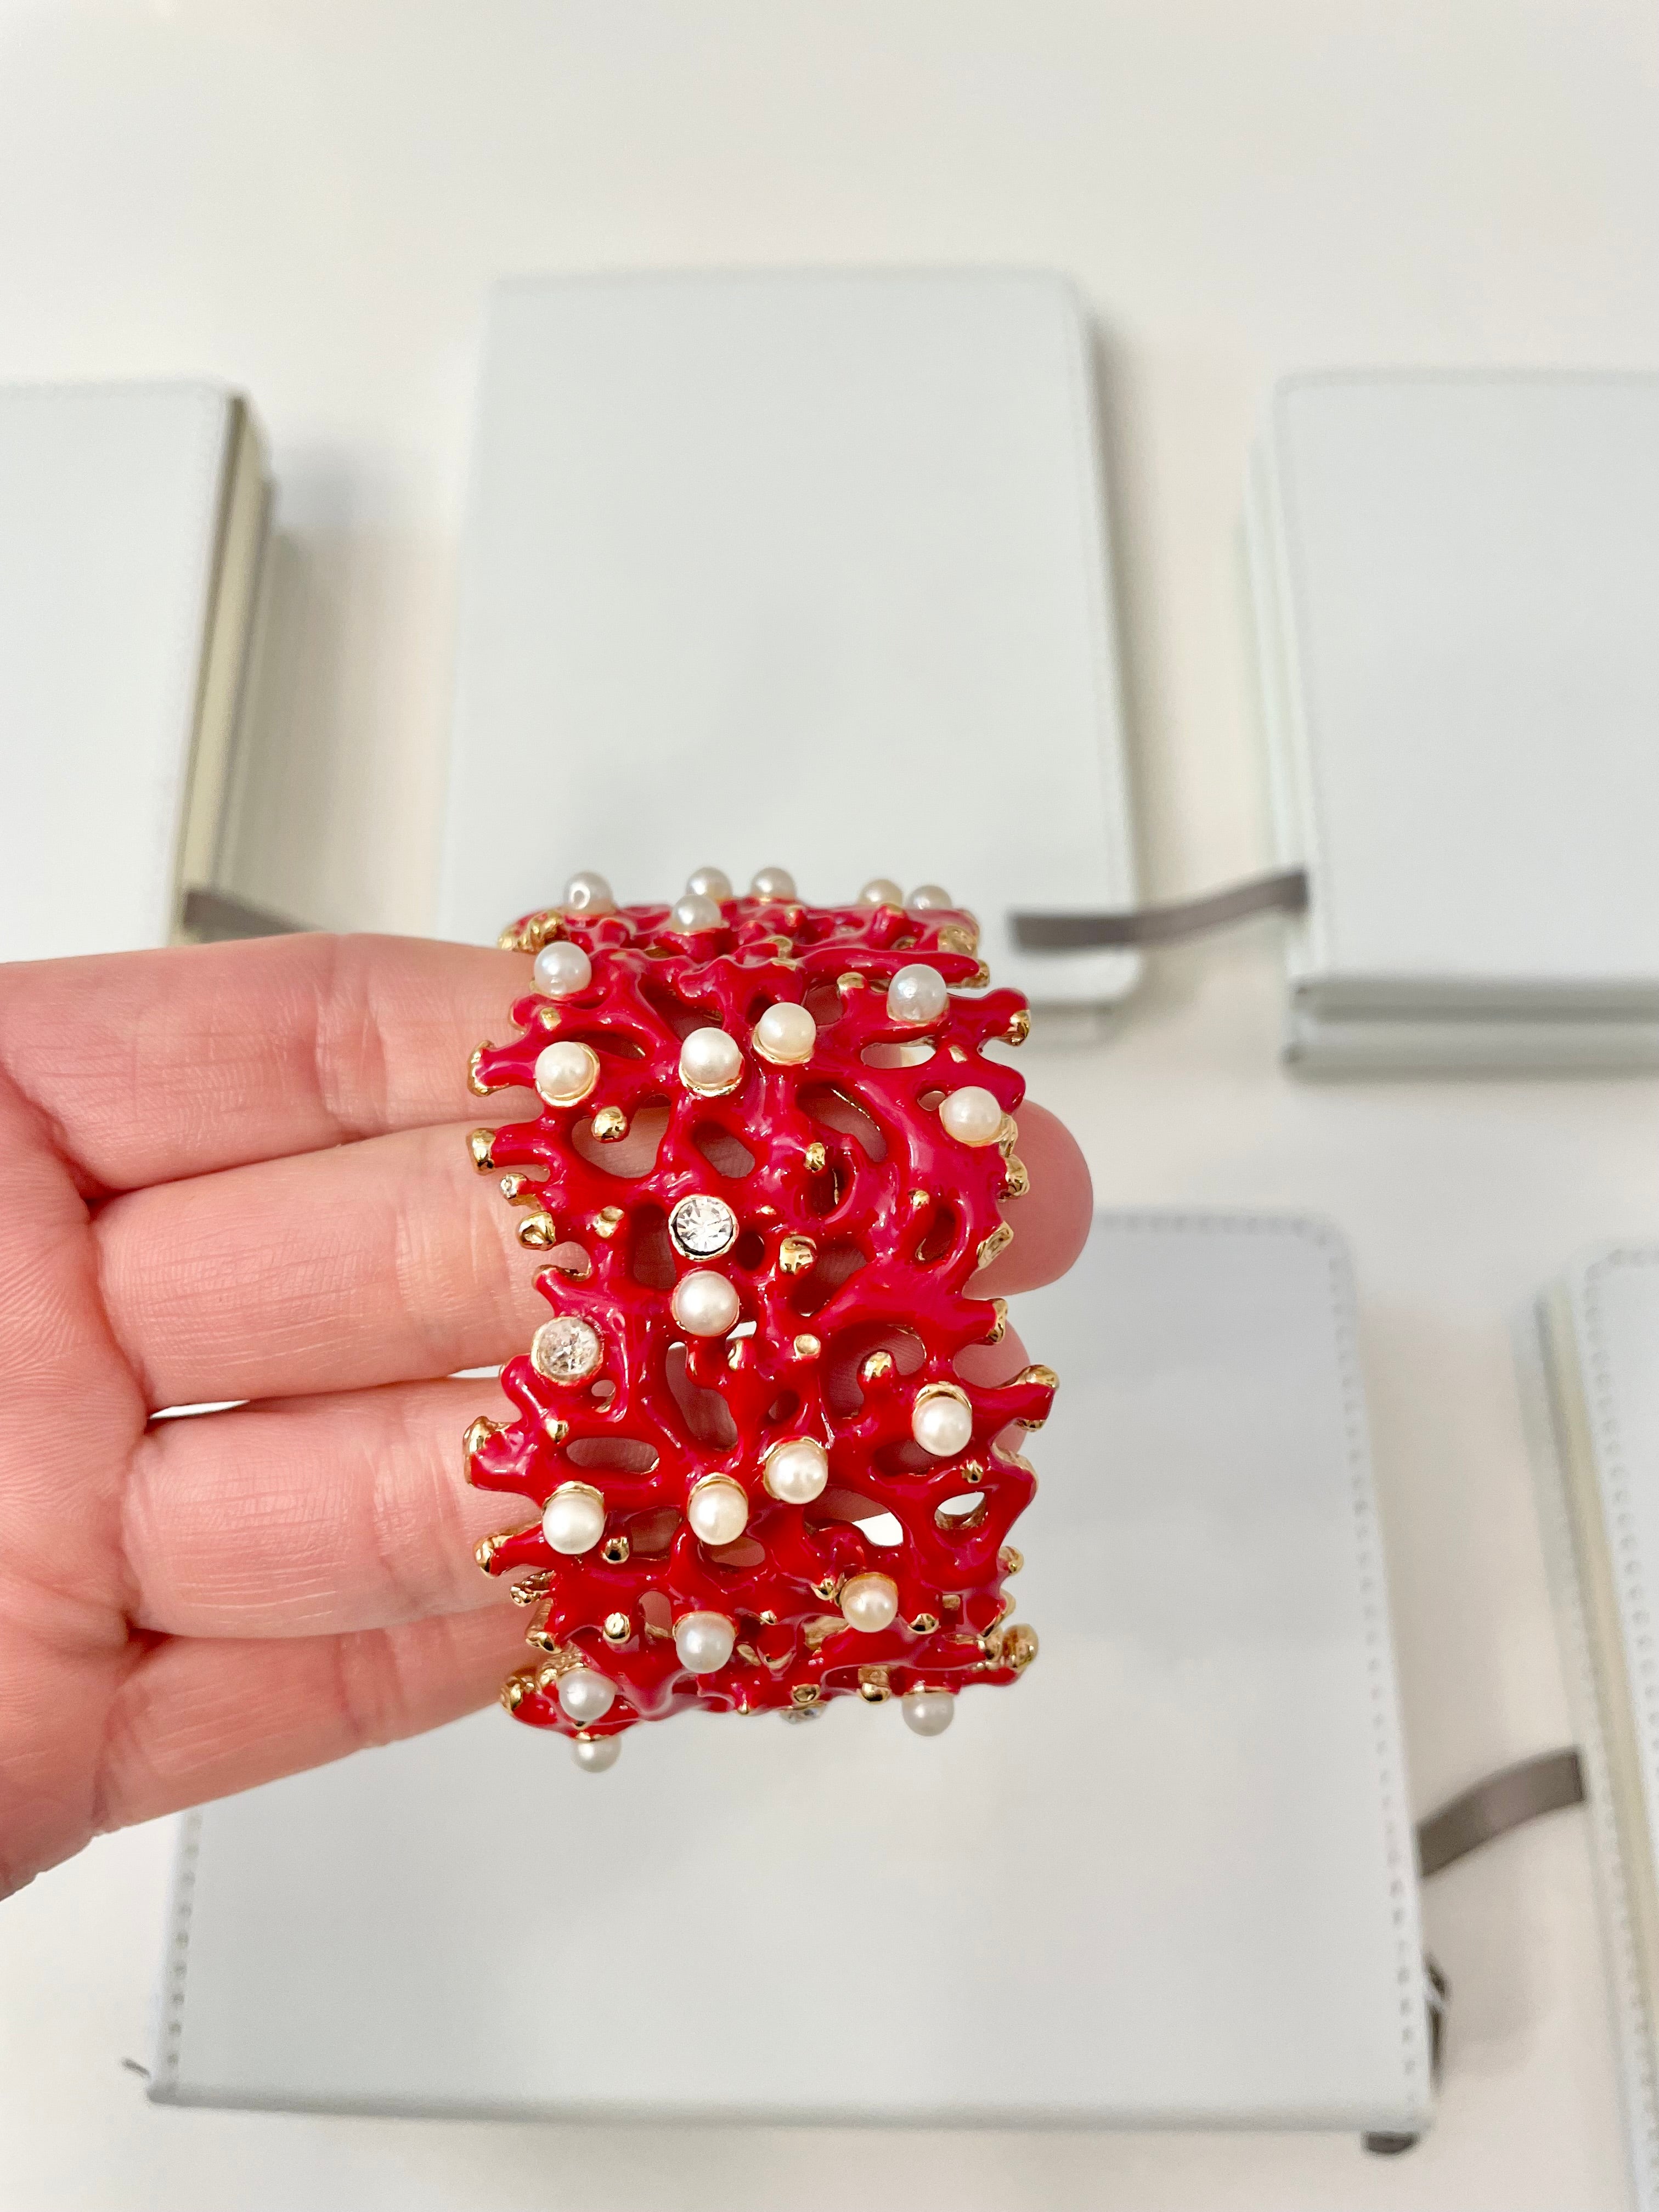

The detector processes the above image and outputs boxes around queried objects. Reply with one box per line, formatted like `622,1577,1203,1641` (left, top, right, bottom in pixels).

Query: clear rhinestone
530,1315,602,1384
669,1194,739,1259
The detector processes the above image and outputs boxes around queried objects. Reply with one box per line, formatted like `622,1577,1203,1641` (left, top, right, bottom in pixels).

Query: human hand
0,933,1091,1893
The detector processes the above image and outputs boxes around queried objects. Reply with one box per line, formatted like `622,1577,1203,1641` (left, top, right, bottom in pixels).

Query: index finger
0,933,529,1193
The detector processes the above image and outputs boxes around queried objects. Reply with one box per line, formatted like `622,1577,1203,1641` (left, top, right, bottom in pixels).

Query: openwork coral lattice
465,873,1052,1768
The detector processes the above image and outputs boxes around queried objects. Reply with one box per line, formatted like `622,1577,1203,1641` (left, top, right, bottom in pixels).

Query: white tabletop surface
2,5,1659,2207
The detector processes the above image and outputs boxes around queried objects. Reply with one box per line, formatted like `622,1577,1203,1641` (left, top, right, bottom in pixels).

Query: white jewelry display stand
151,1214,1429,2138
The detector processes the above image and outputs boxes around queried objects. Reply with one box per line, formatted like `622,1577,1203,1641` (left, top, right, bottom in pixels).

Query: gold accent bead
499,911,558,954
857,1664,892,1702
1003,1155,1030,1199
975,1222,1014,1271
837,969,867,992
778,1234,816,1275
909,1611,940,1635
984,1296,1008,1345
525,1621,561,1653
541,1415,569,1446
908,1188,928,1210
793,1332,822,1359
466,1127,496,1172
812,1575,839,1602
1013,1362,1059,1429
592,1205,624,1238
601,1533,631,1565
500,1671,537,1712
1006,1007,1031,1046
803,1140,827,1173
507,1571,552,1607
467,1044,496,1097
1002,1623,1040,1672
516,1212,558,1249
860,1350,896,1383
474,1532,501,1573
462,1415,502,1480
1000,1545,1025,1576
602,1611,631,1645
968,962,992,988
591,1104,628,1142
791,1683,820,1707
937,923,979,956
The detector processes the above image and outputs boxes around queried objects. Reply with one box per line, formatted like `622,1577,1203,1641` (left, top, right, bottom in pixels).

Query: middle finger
99,1104,1086,1411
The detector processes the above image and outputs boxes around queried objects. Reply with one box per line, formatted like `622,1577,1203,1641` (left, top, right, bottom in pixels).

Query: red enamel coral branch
465,870,1053,1769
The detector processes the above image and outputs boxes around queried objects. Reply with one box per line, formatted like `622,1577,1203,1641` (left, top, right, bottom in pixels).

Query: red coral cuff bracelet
465,867,1053,1771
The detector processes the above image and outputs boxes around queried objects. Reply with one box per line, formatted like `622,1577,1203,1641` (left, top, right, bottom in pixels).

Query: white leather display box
0,381,267,962
1528,1249,1659,2211
150,1213,1429,2135
438,269,1141,1011
1246,370,1659,1074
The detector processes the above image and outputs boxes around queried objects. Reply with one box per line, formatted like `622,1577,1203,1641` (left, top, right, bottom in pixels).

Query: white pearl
532,941,592,996
750,866,797,900
557,1668,617,1724
938,1085,1003,1146
753,1002,816,1065
543,1482,606,1555
859,877,902,906
686,1476,749,1545
671,1268,741,1338
912,1388,974,1458
572,1734,621,1773
679,1025,743,1095
686,867,732,901
674,1610,736,1674
534,1039,600,1105
840,1572,900,1634
564,871,616,916
901,1689,956,1736
907,883,953,911
764,1436,830,1504
670,891,722,933
885,962,949,1024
